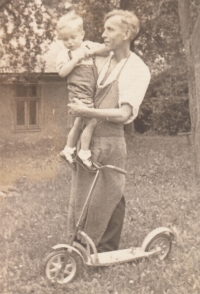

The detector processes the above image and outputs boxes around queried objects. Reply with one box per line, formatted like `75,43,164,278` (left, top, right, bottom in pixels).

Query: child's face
59,24,84,51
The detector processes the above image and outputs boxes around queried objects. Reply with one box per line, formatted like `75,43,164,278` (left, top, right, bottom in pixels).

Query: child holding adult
56,12,109,171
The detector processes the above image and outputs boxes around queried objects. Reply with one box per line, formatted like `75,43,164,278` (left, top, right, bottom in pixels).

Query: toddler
56,12,109,171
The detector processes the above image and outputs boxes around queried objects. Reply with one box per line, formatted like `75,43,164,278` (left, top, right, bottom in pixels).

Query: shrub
153,95,190,135
135,95,191,135
134,67,191,135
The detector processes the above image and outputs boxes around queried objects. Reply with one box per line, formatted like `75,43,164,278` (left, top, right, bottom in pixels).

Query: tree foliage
0,0,185,72
0,0,55,72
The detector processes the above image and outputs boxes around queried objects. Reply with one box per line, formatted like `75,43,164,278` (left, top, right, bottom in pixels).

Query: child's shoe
60,147,76,169
76,155,97,172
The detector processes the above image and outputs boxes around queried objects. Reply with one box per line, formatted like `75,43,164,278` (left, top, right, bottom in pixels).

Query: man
67,9,151,252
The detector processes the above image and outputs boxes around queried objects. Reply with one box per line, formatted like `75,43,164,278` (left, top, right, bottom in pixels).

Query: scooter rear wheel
44,249,81,284
145,233,172,260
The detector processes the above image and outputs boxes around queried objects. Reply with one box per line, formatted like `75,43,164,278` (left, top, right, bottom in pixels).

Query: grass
0,134,200,294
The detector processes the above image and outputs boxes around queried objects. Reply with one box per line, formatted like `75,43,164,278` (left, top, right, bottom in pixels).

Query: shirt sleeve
118,61,151,124
56,49,70,73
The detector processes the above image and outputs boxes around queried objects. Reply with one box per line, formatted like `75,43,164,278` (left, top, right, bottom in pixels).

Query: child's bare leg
61,117,83,164
81,118,97,150
78,118,97,170
67,117,83,148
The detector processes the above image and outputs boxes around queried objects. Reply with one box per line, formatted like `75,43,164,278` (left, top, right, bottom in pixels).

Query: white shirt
96,52,151,123
56,41,101,72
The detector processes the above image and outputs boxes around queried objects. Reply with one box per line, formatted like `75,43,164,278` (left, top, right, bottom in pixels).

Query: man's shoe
76,156,97,172
60,151,76,169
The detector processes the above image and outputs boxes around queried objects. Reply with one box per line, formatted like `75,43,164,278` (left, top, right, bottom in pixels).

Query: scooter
44,163,174,284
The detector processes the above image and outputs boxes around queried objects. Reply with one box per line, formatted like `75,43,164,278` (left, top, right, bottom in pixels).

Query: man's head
105,10,139,40
57,12,85,50
102,10,139,52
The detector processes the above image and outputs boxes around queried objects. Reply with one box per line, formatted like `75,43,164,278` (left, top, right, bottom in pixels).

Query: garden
1,1,200,293
0,134,199,294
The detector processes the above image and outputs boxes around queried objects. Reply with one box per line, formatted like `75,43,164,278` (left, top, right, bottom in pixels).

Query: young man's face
102,15,128,51
59,24,84,51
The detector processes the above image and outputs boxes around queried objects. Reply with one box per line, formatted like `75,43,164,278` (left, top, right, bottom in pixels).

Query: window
14,84,41,131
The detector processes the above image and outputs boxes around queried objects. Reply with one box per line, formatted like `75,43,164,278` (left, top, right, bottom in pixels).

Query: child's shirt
56,41,101,102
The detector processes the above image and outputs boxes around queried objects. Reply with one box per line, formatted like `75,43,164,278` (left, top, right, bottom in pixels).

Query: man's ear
123,29,131,41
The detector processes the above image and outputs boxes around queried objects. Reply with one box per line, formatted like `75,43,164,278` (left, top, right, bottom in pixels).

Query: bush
135,95,191,135
134,67,191,135
153,95,190,135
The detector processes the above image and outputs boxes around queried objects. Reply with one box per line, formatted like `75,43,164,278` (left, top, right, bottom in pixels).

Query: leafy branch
0,0,12,9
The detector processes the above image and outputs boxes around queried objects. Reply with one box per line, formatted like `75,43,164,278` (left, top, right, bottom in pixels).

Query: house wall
0,76,70,144
42,79,69,139
0,84,13,138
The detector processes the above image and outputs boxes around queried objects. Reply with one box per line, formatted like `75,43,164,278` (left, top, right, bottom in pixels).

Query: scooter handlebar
105,165,127,175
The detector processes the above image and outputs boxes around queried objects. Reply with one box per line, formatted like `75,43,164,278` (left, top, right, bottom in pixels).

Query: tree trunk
191,15,200,181
178,0,200,181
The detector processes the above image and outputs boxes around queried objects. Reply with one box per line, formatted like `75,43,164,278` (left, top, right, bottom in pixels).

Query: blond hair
105,10,139,40
57,12,83,33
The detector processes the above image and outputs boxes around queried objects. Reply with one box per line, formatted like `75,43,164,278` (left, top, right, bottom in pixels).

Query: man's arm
68,98,132,123
84,42,110,57
88,44,110,57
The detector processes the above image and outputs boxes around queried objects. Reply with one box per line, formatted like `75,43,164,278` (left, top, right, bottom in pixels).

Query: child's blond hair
57,12,84,34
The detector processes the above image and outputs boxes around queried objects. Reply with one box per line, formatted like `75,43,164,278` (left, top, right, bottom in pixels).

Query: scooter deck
87,247,153,266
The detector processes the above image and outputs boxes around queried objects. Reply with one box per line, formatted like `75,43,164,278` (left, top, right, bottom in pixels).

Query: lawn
0,134,199,294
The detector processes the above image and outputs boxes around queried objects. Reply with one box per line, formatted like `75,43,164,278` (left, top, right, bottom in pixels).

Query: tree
0,0,55,74
178,0,200,181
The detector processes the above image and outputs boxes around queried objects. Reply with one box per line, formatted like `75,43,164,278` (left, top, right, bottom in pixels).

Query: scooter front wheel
44,249,81,284
145,233,172,260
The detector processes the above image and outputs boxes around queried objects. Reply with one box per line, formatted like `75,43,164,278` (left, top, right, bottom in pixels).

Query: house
0,40,71,143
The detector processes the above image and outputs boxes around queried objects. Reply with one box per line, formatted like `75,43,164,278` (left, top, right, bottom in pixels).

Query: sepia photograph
0,0,199,293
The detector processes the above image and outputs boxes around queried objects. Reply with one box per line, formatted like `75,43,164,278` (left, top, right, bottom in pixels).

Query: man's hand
84,47,95,58
73,48,86,62
79,98,94,108
68,98,94,116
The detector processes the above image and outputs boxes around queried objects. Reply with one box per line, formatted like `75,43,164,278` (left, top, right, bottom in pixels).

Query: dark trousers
96,196,125,253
